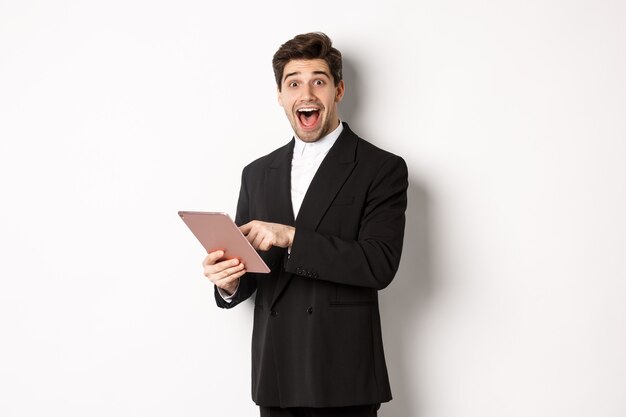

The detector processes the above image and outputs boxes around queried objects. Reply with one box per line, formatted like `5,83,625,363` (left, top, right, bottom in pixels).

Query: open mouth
296,107,321,130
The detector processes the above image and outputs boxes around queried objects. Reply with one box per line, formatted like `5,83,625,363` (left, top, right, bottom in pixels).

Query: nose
302,83,315,100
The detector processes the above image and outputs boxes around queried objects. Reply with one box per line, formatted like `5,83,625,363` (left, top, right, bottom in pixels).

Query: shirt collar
293,121,344,157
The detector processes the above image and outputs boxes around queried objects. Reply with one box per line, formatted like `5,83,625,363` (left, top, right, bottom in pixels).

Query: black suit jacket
215,123,408,408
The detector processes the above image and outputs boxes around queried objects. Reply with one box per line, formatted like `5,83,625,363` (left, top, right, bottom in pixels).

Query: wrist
223,279,239,295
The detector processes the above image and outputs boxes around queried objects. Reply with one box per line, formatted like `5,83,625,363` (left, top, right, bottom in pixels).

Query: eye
289,81,298,88
313,79,325,86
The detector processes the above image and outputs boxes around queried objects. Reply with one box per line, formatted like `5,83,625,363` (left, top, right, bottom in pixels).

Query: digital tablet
178,211,270,273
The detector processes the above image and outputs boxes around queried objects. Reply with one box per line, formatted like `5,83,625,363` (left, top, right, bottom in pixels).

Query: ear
335,80,345,103
277,88,284,107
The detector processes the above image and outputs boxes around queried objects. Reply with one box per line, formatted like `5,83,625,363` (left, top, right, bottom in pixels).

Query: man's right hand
202,250,246,295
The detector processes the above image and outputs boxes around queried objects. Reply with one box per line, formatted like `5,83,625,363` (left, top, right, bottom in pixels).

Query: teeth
297,108,319,112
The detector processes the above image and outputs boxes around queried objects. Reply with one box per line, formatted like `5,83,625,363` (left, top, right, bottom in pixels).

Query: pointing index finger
239,222,253,235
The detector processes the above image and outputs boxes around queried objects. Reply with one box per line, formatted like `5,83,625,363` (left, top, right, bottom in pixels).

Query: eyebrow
283,70,331,82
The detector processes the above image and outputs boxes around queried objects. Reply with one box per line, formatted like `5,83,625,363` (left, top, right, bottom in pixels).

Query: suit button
307,307,313,314
270,310,278,317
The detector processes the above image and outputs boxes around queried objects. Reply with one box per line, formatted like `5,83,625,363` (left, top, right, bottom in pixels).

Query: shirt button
271,310,278,317
307,307,313,314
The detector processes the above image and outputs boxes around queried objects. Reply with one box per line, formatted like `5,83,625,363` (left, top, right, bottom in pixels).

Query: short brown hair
272,32,343,91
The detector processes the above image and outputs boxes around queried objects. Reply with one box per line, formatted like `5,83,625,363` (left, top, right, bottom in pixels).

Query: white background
1,1,625,416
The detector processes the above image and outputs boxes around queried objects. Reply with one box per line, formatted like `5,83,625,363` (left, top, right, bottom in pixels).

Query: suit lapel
265,140,295,227
270,123,358,307
294,127,358,230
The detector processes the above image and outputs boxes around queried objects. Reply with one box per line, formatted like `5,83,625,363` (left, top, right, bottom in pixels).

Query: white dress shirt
290,122,343,218
218,122,344,302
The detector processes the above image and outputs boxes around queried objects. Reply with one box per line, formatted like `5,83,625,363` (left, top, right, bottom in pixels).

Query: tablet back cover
178,211,270,273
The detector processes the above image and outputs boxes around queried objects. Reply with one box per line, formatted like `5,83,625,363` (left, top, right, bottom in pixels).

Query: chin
297,128,324,142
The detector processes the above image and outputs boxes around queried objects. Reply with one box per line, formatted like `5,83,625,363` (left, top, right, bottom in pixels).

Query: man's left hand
240,221,295,251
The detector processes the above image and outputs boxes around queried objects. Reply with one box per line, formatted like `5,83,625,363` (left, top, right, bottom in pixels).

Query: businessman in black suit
202,33,408,417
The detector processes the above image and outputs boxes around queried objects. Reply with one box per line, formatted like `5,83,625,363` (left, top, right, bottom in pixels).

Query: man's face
277,59,345,143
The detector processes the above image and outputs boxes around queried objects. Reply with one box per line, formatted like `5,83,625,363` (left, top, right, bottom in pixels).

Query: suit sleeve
214,166,258,309
285,155,408,290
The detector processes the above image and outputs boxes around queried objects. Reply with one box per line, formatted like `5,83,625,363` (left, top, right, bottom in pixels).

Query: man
202,32,408,417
